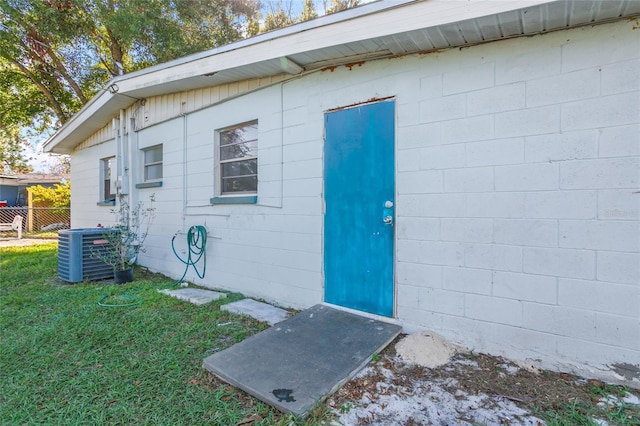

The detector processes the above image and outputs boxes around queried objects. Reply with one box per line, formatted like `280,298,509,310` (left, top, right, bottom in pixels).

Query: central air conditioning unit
58,228,115,283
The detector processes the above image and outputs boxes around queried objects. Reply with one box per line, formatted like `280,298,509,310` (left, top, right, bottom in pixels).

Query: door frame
321,97,397,318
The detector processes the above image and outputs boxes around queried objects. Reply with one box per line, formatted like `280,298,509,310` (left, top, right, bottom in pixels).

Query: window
100,156,116,203
218,122,258,195
143,145,163,181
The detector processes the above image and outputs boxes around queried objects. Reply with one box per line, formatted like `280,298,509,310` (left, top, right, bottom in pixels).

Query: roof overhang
44,0,640,154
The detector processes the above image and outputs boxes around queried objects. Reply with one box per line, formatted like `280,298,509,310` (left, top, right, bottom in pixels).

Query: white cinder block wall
390,20,639,383
70,19,639,385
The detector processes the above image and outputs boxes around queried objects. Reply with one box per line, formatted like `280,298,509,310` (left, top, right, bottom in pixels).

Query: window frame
99,156,116,205
142,144,163,183
215,120,258,197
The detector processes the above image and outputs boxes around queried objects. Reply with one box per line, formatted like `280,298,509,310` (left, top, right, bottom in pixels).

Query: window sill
210,195,257,205
136,181,162,189
97,200,115,206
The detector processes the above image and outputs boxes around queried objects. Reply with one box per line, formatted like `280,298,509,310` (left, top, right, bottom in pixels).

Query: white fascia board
42,90,131,153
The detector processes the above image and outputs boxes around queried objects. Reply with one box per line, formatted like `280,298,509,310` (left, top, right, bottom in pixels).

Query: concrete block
597,251,640,285
558,278,640,317
556,339,640,375
221,298,290,325
466,192,525,218
282,159,322,180
444,167,494,193
496,45,561,84
495,163,559,191
283,141,321,162
464,243,523,272
478,322,559,361
397,306,443,329
441,218,493,243
595,313,640,350
418,287,465,316
560,157,640,190
396,239,422,263
493,271,557,304
442,266,493,295
420,241,465,267
523,247,595,279
598,190,640,221
601,59,640,95
561,23,640,73
397,262,443,287
495,105,560,138
561,92,640,132
525,190,596,219
397,283,421,309
283,178,322,197
523,303,596,340
560,220,640,252
493,219,558,248
420,74,443,99
396,217,441,241
397,148,420,172
467,83,526,116
442,115,494,144
526,68,600,107
419,144,466,170
464,294,523,326
398,122,442,149
398,170,444,194
597,124,640,158
524,130,598,162
397,101,420,127
465,138,524,167
399,193,466,218
419,93,466,123
443,62,494,95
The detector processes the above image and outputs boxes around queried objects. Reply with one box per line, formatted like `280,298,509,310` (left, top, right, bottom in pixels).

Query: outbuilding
45,0,640,387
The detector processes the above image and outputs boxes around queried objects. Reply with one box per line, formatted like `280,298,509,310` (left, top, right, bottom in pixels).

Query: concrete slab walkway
203,304,402,416
158,288,226,305
221,299,289,325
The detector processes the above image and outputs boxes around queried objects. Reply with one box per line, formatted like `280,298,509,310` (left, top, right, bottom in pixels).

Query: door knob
383,215,393,224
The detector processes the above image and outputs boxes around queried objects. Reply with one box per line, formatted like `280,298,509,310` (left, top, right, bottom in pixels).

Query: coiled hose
170,225,207,286
98,225,207,307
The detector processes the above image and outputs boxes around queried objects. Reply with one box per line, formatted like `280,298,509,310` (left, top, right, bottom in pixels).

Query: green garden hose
170,225,207,286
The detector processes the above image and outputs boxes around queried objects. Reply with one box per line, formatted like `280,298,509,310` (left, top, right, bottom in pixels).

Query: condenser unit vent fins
58,228,115,283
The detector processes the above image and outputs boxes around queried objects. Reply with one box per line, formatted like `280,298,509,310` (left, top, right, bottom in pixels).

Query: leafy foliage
0,126,33,173
26,181,70,208
0,0,263,129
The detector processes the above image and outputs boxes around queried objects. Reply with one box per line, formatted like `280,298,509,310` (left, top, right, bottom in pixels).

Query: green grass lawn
0,243,329,425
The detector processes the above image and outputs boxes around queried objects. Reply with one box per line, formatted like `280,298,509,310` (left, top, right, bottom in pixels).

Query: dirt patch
395,331,462,369
328,334,640,425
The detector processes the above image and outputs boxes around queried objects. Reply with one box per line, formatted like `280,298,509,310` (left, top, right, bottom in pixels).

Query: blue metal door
324,100,395,317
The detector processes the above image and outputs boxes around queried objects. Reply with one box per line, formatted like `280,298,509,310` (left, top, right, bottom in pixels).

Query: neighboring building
0,173,69,206
44,0,640,387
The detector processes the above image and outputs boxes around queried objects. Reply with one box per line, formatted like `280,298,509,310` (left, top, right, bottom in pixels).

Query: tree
0,0,263,130
262,1,296,32
300,0,318,22
0,126,33,174
324,0,359,15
